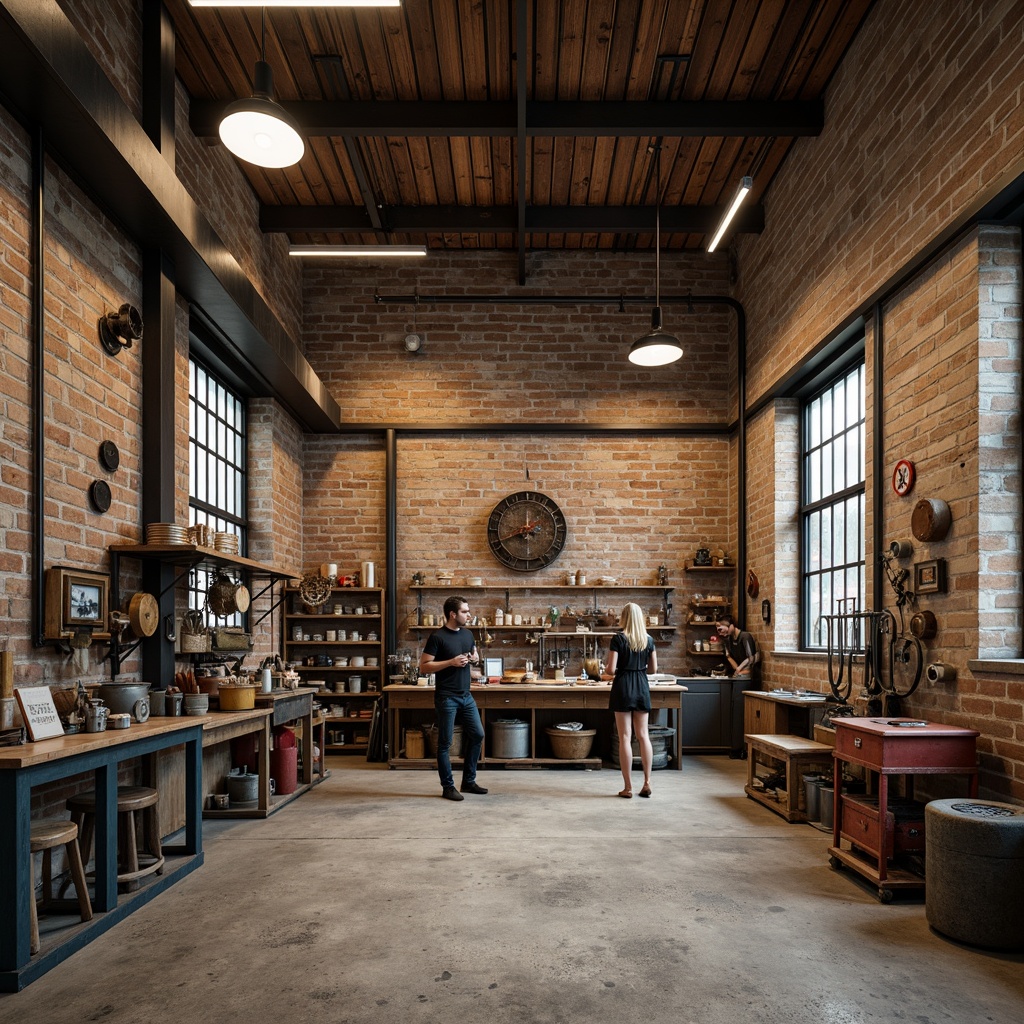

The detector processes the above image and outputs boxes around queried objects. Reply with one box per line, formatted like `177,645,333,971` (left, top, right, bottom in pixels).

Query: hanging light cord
654,145,662,309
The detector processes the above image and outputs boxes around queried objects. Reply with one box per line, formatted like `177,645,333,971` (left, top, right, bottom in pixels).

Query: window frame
187,356,249,627
800,357,866,652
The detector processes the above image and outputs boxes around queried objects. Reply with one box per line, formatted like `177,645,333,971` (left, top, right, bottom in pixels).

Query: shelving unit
683,561,735,665
107,542,301,677
282,587,385,756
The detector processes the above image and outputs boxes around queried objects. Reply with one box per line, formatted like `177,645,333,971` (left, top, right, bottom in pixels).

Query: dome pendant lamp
218,10,304,168
628,146,682,367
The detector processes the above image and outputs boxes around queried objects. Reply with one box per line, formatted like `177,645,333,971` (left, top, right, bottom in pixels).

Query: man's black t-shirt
423,626,476,694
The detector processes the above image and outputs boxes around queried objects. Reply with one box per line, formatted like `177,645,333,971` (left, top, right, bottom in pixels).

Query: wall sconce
404,333,424,354
98,303,143,356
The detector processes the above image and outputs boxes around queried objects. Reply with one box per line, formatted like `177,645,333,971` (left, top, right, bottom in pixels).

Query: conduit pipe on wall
32,127,46,648
872,301,885,617
374,291,751,630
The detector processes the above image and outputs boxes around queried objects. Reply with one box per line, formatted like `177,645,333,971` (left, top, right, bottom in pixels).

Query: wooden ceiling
167,0,874,268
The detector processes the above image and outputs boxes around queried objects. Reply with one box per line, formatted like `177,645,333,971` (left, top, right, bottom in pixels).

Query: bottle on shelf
495,607,504,626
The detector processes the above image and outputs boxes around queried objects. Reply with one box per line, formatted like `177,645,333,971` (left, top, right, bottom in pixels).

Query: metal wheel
886,634,924,698
829,855,843,871
878,888,894,904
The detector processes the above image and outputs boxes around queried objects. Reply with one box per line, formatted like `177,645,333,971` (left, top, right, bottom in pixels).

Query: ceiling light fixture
628,146,683,368
706,175,753,253
288,244,427,257
191,2,399,8
217,10,304,168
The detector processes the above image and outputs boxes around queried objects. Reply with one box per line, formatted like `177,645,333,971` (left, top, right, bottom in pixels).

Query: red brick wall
303,251,734,426
738,0,1024,403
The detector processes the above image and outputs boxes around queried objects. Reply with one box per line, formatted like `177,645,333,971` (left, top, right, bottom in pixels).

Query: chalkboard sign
14,686,64,741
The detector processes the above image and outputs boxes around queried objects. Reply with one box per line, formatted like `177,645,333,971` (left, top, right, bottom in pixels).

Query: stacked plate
214,532,240,555
146,522,189,545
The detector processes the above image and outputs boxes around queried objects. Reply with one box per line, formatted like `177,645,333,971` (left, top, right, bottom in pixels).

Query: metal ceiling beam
191,99,823,139
261,203,765,235
0,0,340,434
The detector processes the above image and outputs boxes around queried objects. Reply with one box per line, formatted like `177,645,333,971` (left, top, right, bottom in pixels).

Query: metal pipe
385,428,397,658
32,126,46,647
872,301,885,618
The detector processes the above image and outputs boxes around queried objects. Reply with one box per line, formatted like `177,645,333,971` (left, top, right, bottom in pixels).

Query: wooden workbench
385,681,685,770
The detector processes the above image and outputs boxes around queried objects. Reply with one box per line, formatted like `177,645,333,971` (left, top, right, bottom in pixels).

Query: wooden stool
29,819,93,955
66,786,165,893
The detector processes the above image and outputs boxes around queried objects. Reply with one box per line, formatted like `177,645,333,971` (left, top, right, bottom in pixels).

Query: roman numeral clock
487,491,568,572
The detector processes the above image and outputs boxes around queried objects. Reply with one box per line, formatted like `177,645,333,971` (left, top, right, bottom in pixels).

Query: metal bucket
803,774,825,820
490,719,529,758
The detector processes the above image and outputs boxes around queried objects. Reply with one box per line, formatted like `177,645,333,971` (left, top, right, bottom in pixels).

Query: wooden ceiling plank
457,0,491,101
401,0,444,98
556,0,588,100
700,0,761,99
586,136,616,204
434,0,468,100
624,0,673,101
578,0,617,100
681,0,729,100
531,0,560,101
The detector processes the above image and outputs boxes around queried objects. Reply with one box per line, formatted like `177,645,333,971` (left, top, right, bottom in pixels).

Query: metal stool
66,785,165,893
29,819,93,955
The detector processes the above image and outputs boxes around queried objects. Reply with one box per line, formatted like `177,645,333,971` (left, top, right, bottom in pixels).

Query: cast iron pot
97,682,152,721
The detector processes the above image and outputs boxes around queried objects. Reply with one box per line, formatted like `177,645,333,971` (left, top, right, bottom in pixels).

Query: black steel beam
262,203,764,236
0,0,340,434
191,99,824,139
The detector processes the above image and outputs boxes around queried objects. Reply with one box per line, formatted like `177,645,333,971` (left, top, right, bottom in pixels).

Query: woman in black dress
605,602,657,798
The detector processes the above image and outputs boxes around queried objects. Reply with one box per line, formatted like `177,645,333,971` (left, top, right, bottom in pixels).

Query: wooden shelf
110,542,300,581
684,563,736,572
410,584,672,591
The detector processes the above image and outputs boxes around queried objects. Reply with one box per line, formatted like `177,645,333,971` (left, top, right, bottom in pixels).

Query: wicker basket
212,627,252,651
546,727,596,759
180,629,210,653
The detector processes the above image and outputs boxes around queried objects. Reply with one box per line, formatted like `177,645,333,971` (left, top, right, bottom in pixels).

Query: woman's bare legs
615,711,634,796
634,711,653,795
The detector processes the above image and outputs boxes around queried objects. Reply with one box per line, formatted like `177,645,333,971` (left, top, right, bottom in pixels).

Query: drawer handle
860,821,868,833
854,737,862,748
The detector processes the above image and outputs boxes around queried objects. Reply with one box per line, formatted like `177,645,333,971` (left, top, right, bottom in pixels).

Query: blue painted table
0,717,204,991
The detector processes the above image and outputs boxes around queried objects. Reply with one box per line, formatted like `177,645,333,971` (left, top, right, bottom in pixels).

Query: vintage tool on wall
824,551,924,715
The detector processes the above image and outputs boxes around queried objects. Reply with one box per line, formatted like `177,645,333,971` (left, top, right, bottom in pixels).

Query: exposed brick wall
173,79,304,344
737,0,1024,404
303,251,734,427
58,0,143,121
388,433,733,672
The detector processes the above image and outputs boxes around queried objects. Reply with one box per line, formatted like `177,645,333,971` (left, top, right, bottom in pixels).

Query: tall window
802,361,865,650
188,358,247,623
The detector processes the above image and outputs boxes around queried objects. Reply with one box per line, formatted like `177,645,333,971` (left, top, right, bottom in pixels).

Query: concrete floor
3,756,1022,1023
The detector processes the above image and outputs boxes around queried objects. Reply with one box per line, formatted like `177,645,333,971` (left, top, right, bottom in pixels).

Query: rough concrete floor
3,756,1022,1024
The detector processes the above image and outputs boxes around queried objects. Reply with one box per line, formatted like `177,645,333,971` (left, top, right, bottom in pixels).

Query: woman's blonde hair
619,602,650,652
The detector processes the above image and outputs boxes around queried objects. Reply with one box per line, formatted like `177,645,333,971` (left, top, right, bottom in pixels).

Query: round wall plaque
89,479,112,513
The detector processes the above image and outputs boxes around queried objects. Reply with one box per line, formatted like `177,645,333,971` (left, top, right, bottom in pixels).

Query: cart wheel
878,888,894,904
829,856,843,871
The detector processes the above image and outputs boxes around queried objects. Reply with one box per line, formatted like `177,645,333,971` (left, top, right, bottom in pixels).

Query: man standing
419,595,488,801
716,613,761,758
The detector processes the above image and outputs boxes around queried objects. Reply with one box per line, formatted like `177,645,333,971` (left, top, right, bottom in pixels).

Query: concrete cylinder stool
925,798,1024,950
29,819,93,954
66,786,165,894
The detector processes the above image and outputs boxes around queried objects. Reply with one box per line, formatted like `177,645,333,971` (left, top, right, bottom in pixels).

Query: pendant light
628,146,683,367
218,9,304,168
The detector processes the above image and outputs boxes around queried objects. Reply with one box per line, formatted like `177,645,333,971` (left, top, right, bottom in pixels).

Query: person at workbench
716,613,762,759
419,595,488,802
716,613,761,685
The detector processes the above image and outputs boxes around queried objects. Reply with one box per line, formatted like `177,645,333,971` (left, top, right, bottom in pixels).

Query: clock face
487,491,567,572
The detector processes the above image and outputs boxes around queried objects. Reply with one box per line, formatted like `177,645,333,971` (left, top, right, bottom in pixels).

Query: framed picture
914,558,947,595
44,567,111,638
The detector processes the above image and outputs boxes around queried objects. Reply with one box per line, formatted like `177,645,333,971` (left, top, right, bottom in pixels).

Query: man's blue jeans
434,691,485,789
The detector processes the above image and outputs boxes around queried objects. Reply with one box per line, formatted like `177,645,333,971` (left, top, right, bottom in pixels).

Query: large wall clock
487,491,567,572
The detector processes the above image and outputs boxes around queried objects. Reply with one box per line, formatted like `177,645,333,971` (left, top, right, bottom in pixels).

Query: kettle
85,699,109,733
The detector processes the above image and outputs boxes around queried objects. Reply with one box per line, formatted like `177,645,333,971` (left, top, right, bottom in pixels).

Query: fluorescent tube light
191,2,399,7
288,245,428,257
706,176,753,253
